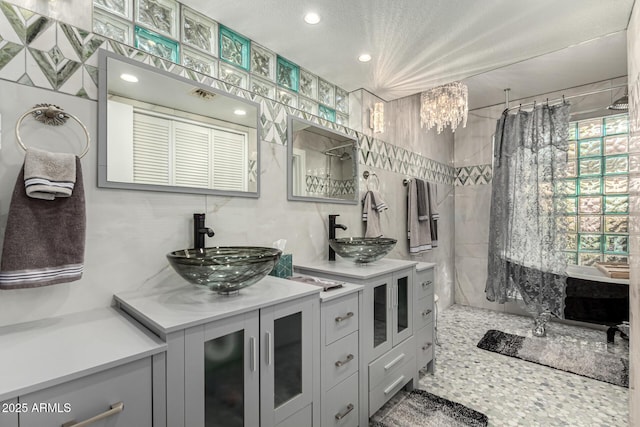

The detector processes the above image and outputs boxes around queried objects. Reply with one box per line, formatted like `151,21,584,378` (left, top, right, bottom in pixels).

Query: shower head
607,95,628,111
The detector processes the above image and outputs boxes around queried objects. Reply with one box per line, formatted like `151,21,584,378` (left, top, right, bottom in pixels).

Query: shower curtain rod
503,84,627,113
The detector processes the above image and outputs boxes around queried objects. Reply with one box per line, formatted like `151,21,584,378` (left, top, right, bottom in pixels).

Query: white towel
24,147,76,200
407,179,432,254
362,190,388,237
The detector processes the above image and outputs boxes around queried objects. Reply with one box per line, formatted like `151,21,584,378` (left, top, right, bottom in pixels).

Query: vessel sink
328,237,397,263
167,246,282,294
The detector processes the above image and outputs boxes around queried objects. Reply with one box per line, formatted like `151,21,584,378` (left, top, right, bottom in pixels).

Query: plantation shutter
173,122,211,188
212,129,248,191
132,113,171,185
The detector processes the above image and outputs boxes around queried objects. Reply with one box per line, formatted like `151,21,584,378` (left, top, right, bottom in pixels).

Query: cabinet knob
334,403,354,420
335,353,355,367
422,309,432,317
421,280,432,287
335,311,354,323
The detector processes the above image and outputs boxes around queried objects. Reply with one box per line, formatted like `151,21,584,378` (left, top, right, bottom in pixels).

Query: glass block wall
92,0,349,124
557,113,630,266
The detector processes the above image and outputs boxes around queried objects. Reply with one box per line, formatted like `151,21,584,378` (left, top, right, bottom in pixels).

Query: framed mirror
97,50,260,197
287,115,358,204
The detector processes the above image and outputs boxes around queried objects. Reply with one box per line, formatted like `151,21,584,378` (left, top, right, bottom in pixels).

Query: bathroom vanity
294,259,436,426
0,308,166,427
113,275,321,427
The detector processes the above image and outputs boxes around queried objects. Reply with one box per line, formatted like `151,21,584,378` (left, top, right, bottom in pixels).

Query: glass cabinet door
184,312,260,427
392,271,413,345
260,297,314,427
367,276,393,360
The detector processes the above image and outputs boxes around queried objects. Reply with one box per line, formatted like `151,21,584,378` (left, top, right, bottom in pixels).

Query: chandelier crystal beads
420,82,468,133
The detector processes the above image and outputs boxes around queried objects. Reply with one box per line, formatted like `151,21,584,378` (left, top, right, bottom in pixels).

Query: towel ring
15,104,90,158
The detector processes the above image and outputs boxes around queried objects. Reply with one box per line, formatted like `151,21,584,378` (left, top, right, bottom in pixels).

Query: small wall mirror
287,115,358,204
97,50,260,197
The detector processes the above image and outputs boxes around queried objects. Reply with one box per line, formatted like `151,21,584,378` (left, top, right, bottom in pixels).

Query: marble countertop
114,275,321,336
294,258,418,280
0,307,166,402
416,261,436,271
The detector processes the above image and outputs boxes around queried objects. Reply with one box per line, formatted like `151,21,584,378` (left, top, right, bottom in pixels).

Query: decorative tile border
455,164,493,186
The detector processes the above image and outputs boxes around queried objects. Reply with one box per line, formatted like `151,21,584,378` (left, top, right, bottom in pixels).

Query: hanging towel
416,179,429,221
427,182,439,247
24,147,76,200
0,157,86,289
407,179,432,254
362,190,388,237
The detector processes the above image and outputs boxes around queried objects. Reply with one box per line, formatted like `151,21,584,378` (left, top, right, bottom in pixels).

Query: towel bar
15,104,90,158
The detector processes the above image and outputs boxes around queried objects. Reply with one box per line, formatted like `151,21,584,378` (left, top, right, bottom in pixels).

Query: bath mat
477,329,628,388
370,389,489,427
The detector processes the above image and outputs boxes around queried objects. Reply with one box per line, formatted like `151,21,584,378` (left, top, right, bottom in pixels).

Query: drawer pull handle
334,403,354,420
422,309,432,317
335,312,354,323
421,281,432,287
384,375,406,395
61,402,124,427
335,353,355,367
422,342,433,351
383,353,405,371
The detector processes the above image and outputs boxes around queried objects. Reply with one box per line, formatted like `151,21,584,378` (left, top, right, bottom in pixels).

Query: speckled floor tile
416,304,629,427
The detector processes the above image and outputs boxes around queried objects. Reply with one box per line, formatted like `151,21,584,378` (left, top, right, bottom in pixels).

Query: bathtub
564,265,629,326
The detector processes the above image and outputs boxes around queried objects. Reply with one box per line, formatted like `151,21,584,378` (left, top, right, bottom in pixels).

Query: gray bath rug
477,329,629,388
370,389,489,427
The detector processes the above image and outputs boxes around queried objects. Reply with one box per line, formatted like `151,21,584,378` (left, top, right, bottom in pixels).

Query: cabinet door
364,275,393,361
392,270,413,345
0,399,19,427
184,311,260,427
260,297,315,427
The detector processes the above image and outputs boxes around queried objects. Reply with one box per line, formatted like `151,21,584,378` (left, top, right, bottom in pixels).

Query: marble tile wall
626,1,640,421
0,2,456,326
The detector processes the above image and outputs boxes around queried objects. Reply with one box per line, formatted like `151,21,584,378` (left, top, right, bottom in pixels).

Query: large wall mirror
97,50,260,197
287,115,358,204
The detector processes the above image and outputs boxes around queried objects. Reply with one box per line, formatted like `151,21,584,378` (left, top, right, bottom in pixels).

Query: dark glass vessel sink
167,246,282,294
328,237,397,263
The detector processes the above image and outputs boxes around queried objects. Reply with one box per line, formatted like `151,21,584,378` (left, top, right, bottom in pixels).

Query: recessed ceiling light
120,73,138,83
304,12,320,24
358,54,372,63
234,109,247,116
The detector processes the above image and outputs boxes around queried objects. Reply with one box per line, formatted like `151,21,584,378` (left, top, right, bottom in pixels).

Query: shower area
481,84,630,339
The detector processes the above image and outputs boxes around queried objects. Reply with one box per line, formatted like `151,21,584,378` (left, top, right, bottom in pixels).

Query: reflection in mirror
97,50,260,197
287,115,358,204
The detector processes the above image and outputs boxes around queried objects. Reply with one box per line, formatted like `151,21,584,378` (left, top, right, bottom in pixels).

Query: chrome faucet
193,213,215,250
328,214,347,261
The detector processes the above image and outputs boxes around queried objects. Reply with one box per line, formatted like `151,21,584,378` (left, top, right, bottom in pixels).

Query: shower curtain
485,103,571,331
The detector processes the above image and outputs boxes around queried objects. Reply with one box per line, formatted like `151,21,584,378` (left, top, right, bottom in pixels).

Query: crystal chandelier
420,82,468,133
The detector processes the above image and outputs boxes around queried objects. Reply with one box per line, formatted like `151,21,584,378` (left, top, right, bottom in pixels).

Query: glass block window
560,114,629,266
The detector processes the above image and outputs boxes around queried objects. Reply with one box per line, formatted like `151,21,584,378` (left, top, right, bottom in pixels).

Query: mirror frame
286,115,359,204
97,49,261,198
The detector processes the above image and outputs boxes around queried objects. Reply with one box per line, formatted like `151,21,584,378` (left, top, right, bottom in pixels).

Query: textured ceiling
182,0,634,107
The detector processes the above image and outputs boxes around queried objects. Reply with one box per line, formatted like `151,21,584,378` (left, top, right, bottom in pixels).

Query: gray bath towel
24,147,76,200
0,157,85,289
416,179,429,221
407,179,432,254
427,182,439,247
362,190,388,237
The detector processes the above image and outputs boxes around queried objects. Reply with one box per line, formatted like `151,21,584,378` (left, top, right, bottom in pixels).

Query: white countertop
114,275,321,336
294,258,418,280
416,261,436,272
0,307,166,402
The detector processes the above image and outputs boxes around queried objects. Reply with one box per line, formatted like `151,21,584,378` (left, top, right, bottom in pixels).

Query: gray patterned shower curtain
485,103,571,334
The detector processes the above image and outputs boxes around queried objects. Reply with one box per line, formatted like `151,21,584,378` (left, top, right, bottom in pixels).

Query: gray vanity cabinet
0,399,18,427
182,296,316,427
414,265,436,373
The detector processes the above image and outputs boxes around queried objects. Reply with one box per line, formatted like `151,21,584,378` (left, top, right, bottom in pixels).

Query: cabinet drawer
369,358,414,417
415,268,434,300
323,332,359,391
0,399,18,427
368,336,414,391
323,293,359,345
277,404,312,427
416,323,434,369
19,358,152,427
322,372,359,427
414,297,434,330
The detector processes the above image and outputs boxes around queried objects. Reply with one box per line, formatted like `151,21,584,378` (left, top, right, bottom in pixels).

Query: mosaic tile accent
276,55,298,92
134,25,179,62
181,6,217,56
219,25,249,71
454,164,492,186
418,305,628,427
250,43,274,80
305,176,356,197
135,0,178,39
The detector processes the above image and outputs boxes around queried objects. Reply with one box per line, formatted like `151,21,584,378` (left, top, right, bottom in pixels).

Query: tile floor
416,304,629,427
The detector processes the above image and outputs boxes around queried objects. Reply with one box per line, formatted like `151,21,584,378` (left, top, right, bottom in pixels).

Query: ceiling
181,0,635,109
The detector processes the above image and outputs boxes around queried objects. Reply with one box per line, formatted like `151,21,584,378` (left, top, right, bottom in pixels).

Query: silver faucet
193,213,215,249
